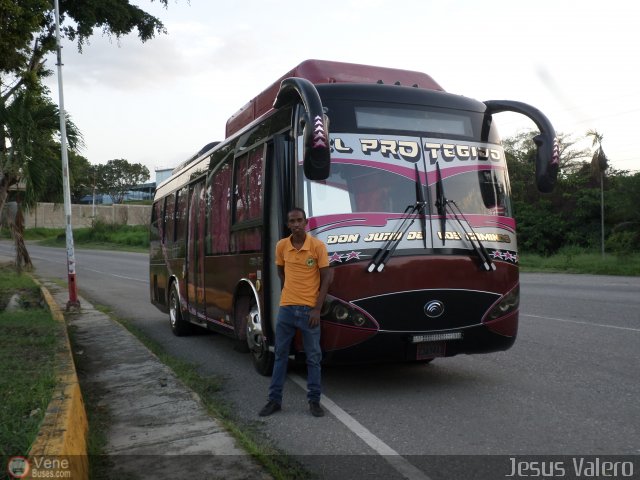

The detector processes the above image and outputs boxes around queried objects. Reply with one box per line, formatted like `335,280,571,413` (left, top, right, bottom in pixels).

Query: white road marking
289,373,432,480
0,246,146,283
523,314,640,332
81,266,147,283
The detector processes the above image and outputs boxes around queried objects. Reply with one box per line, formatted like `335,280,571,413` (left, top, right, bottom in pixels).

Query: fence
1,202,152,229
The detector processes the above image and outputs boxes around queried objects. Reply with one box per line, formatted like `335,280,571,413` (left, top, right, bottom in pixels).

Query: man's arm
309,267,332,327
277,265,285,289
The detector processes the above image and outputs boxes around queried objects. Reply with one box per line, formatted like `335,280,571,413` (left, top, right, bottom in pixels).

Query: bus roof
225,59,445,137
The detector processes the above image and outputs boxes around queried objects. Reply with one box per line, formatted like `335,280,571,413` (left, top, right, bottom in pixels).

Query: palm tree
0,88,82,270
586,129,608,176
586,129,608,256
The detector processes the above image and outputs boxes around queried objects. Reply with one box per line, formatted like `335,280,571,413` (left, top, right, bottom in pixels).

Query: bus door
187,180,206,323
265,134,293,334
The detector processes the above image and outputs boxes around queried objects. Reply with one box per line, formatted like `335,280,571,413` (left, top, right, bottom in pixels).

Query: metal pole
601,171,605,258
53,0,80,310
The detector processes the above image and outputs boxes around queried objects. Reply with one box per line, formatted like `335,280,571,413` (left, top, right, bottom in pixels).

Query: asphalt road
3,241,639,479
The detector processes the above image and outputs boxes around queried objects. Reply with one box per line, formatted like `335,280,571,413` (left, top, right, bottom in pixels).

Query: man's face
287,210,307,235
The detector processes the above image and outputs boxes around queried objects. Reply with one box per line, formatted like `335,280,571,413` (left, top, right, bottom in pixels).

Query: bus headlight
320,296,378,329
352,313,366,327
485,285,519,322
333,304,349,321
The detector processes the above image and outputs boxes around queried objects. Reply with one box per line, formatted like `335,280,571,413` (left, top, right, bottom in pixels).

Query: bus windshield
304,96,511,218
304,160,511,218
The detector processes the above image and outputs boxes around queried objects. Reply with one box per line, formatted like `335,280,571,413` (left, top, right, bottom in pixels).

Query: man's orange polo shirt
275,234,329,307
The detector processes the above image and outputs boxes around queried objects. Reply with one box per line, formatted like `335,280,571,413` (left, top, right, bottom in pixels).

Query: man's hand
309,308,321,327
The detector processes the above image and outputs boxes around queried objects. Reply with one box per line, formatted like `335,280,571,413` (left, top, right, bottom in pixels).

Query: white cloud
40,0,639,174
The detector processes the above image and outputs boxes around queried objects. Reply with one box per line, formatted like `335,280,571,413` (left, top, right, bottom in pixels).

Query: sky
44,1,640,182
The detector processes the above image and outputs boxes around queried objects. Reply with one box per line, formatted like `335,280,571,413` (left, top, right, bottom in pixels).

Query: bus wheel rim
170,292,178,327
246,304,264,356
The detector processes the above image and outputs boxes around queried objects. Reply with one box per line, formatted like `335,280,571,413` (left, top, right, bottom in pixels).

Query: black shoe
259,400,281,417
309,401,325,417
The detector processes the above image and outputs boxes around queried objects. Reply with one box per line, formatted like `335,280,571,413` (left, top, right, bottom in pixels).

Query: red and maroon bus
150,60,559,375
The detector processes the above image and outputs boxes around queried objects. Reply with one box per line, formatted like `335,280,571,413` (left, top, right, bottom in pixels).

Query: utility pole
600,169,605,257
53,0,80,310
92,169,96,218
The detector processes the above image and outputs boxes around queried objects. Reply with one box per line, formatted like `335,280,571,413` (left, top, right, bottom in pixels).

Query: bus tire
246,297,274,376
233,295,251,353
169,282,192,336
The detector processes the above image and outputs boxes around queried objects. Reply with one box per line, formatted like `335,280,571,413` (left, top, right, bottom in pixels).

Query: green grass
2,223,149,252
92,303,310,480
0,267,42,293
520,248,640,276
0,266,59,459
35,222,149,252
14,227,65,241
7,225,639,276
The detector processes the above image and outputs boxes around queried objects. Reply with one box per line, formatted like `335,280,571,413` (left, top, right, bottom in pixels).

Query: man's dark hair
288,207,307,220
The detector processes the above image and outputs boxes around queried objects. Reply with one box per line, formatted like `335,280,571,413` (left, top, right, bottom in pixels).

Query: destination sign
333,136,503,165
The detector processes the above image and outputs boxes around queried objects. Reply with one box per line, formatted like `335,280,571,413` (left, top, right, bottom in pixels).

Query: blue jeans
268,305,322,404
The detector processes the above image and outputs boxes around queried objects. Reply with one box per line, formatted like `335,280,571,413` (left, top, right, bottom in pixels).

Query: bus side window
164,193,176,246
150,201,162,261
150,201,160,239
175,188,188,258
233,147,264,224
205,182,212,255
209,160,232,254
231,146,264,252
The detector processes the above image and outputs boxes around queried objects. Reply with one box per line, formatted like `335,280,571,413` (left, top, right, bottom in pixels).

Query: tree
586,130,608,177
1,0,170,214
1,0,171,266
503,130,592,254
0,88,82,269
95,158,150,204
586,130,608,255
503,129,640,255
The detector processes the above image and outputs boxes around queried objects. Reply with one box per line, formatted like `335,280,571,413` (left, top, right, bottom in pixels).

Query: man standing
259,207,331,417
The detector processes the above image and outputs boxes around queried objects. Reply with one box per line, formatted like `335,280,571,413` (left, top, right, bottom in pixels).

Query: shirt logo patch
306,257,316,267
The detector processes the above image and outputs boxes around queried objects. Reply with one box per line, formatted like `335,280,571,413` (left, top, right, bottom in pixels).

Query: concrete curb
27,277,89,480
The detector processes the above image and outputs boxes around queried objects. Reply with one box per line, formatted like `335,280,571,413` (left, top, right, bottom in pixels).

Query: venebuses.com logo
7,457,29,478
6,456,72,478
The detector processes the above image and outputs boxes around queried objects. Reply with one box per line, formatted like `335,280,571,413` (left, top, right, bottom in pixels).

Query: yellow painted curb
26,278,89,480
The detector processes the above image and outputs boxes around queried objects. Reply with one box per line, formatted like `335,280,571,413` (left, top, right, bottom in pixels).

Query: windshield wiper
445,200,496,272
435,161,446,245
367,201,423,273
367,165,428,273
433,161,494,271
414,164,428,249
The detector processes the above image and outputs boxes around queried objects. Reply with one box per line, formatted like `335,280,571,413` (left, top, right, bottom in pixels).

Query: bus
150,59,559,375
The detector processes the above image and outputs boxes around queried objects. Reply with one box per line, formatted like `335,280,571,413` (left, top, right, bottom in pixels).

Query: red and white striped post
53,0,80,310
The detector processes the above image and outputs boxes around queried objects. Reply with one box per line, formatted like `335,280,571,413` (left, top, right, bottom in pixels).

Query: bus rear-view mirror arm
484,100,560,193
273,77,331,181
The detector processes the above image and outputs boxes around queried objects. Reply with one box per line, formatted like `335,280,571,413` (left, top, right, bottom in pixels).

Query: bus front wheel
246,299,274,376
169,283,192,336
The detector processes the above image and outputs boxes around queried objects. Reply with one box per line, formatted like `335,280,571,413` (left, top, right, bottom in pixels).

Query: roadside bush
514,199,566,255
606,230,639,256
45,221,148,249
71,220,149,247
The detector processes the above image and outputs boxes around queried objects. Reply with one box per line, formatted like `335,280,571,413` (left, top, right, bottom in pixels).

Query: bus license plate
416,341,445,360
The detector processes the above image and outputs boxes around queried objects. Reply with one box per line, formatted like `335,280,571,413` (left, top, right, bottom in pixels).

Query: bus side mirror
274,77,331,181
532,130,560,193
484,100,560,193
